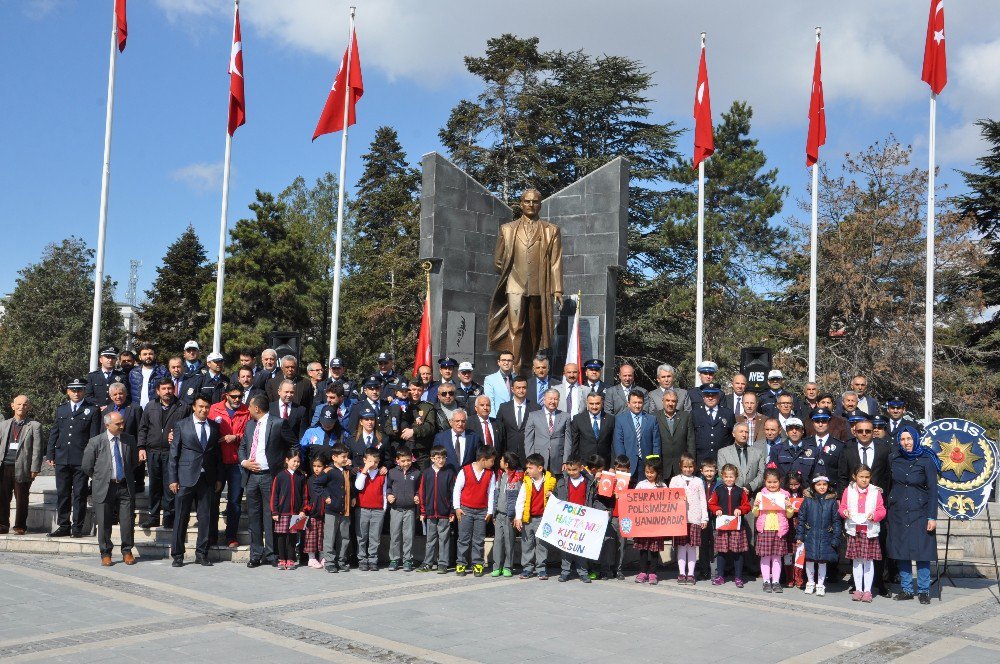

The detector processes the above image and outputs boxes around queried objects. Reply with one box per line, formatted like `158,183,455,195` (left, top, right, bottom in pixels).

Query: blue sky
1,0,997,299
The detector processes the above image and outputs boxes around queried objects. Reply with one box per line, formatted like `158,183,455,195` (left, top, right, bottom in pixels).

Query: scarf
897,424,941,470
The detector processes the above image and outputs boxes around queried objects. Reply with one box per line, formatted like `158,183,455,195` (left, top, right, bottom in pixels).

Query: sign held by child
619,488,687,537
537,496,609,560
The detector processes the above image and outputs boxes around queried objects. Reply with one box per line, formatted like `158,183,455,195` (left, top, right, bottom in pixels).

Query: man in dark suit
82,411,137,566
137,378,191,529
46,377,102,538
469,395,505,457
348,377,385,434
269,379,308,441
434,409,482,471
525,356,557,407
524,389,572,474
86,346,129,408
724,373,749,420
102,382,144,492
613,390,661,480
496,376,539,460
168,395,221,567
654,389,695,481
690,382,735,464
603,364,645,416
581,359,607,395
266,356,314,408
804,407,845,492
569,391,615,463
252,348,280,392
240,394,292,567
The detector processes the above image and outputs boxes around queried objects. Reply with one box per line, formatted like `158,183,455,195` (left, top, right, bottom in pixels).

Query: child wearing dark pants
386,446,421,572
453,447,497,577
515,454,557,579
417,446,456,573
323,445,353,573
553,457,600,583
271,450,309,570
354,449,387,571
596,455,630,581
709,464,752,587
633,459,667,584
695,459,720,580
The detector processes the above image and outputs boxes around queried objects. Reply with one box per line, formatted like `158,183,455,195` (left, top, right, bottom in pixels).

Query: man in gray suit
0,396,44,535
654,390,694,482
523,388,571,474
604,364,646,416
716,423,766,494
645,364,690,413
82,411,137,566
554,364,585,418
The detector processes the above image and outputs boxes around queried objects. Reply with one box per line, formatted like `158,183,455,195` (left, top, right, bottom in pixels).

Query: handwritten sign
537,497,609,560
619,488,687,538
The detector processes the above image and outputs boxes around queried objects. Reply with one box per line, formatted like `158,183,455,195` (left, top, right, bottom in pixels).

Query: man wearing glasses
46,377,101,538
208,384,251,548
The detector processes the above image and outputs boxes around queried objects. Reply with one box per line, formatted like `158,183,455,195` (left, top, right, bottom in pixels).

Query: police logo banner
923,419,1000,521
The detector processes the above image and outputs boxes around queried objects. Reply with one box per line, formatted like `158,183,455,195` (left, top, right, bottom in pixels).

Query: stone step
936,543,965,561
935,557,1000,580
112,525,252,546
0,533,252,563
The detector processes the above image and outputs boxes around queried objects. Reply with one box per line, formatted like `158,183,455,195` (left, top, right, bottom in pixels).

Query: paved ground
0,553,998,663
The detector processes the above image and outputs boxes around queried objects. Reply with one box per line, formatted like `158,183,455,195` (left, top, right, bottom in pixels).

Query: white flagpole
924,92,936,422
694,32,706,379
328,6,356,360
89,1,120,372
808,27,821,383
213,0,239,355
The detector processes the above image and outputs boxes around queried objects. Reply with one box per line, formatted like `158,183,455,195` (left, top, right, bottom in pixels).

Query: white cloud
21,0,61,19
170,161,225,192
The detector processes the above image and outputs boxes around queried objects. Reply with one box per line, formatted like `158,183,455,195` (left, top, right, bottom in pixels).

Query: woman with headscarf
885,425,940,604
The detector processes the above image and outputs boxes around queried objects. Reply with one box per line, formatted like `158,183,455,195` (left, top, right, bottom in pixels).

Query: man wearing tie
496,376,539,460
435,409,482,471
46,377,102,538
569,392,615,463
691,382,735,464
483,351,515,418
885,395,921,437
525,356,556,407
269,380,308,441
168,395,221,567
654,390,695,482
470,395,506,457
240,394,292,568
86,346,128,408
613,390,662,480
167,356,196,405
555,364,585,418
603,364,645,416
83,411,137,566
524,389,572,474
725,373,749,419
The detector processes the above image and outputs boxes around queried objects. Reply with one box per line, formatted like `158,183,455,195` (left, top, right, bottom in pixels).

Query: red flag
228,5,246,136
921,0,947,94
413,290,432,378
115,0,127,52
313,29,364,141
806,42,826,167
692,44,714,168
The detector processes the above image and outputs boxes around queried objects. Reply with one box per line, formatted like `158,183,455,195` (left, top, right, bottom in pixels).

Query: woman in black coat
885,425,940,604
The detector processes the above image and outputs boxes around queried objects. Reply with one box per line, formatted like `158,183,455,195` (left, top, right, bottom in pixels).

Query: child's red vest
460,465,491,509
357,472,386,509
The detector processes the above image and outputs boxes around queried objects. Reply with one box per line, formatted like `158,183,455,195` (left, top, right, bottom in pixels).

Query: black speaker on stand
267,332,301,365
740,347,773,392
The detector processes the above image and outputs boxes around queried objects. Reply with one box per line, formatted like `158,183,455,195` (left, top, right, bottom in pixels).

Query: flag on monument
565,295,582,381
313,29,364,141
806,41,826,167
692,43,714,168
921,0,947,94
228,5,246,136
115,0,127,52
413,288,432,378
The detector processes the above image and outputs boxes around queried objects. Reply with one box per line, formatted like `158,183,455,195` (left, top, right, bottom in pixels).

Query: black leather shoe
894,591,914,601
195,557,214,567
139,517,160,529
171,558,184,568
877,586,892,598
918,593,931,605
247,559,262,568
162,519,175,530
48,528,71,538
71,530,84,539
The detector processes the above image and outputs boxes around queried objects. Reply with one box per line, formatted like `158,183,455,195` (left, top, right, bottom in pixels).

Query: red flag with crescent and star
806,42,826,167
115,0,127,52
692,43,714,168
922,0,947,94
228,5,246,136
313,29,364,141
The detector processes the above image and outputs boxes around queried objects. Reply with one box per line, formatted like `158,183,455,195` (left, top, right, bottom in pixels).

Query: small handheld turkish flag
115,0,127,52
921,0,947,95
693,41,714,169
313,29,364,141
228,5,246,136
806,42,826,167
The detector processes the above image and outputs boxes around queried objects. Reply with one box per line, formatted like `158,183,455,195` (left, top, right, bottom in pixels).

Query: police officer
190,352,229,404
426,357,458,402
315,357,357,408
300,406,345,465
687,360,718,408
348,376,385,434
182,340,204,378
383,381,412,446
759,370,801,418
454,362,483,412
582,359,607,395
86,346,129,408
872,414,890,441
805,407,844,492
768,417,818,481
46,378,101,537
691,382,735,464
375,352,401,402
884,395,921,438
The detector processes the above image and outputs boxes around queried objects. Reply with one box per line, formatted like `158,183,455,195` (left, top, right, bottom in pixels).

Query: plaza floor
0,552,997,663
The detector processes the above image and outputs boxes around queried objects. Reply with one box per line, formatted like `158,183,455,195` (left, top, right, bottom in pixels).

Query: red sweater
357,472,386,510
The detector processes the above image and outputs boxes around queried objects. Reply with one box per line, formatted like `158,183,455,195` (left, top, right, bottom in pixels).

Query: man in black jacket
569,392,615,463
168,395,221,566
240,394,293,567
137,378,191,529
495,376,539,460
46,378,102,537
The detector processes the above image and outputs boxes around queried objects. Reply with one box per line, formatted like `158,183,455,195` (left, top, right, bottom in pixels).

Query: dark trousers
146,451,174,522
54,463,88,531
171,475,212,560
95,482,135,555
0,465,31,531
245,472,274,562
210,463,243,543
696,525,715,577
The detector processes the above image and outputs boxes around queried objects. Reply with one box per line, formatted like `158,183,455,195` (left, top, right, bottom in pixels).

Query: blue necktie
634,414,642,442
111,437,124,481
593,415,600,438
199,421,208,449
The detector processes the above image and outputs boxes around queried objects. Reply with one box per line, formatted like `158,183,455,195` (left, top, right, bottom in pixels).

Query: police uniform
582,359,606,396
454,380,484,412
769,441,818,481
804,407,844,490
86,347,129,407
690,383,735,463
190,371,229,405
46,379,102,536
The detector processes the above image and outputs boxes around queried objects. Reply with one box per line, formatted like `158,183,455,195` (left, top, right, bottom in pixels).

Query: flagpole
213,127,234,355
328,6,356,361
808,26,821,383
924,91,936,422
694,32,707,380
89,1,121,372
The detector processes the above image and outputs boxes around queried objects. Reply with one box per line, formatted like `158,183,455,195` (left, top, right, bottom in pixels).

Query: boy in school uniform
515,453,557,580
324,444,355,573
553,455,602,583
696,459,721,580
417,445,456,573
597,455,631,581
386,445,421,572
354,448,387,571
453,446,497,577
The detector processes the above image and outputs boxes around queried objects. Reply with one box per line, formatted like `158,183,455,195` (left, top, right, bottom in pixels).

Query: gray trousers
521,519,548,573
423,517,451,568
244,473,274,562
94,483,134,556
457,507,487,567
323,512,351,568
357,507,385,565
492,512,515,570
603,517,626,574
389,507,416,562
561,552,588,576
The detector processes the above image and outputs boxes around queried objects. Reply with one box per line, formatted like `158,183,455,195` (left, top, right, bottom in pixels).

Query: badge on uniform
187,388,195,395
84,408,91,416
215,416,223,423
310,435,318,444
805,448,813,457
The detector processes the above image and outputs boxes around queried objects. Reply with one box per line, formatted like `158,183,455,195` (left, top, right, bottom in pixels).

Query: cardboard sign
716,515,739,531
537,496,609,561
760,492,786,512
618,488,688,538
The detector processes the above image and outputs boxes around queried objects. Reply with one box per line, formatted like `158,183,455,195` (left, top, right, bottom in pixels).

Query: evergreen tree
0,238,121,425
137,224,212,355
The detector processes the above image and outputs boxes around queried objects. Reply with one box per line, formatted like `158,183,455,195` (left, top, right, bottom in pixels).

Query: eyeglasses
856,428,873,434
438,391,455,396
227,393,242,399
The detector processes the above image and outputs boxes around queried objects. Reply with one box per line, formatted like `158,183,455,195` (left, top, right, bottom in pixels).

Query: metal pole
213,133,233,354
924,93,936,423
89,1,120,371
694,32,706,379
808,28,820,383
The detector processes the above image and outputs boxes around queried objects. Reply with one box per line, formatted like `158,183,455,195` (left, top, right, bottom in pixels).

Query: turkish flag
922,0,947,95
313,29,364,141
413,291,432,378
115,0,127,52
228,5,246,136
692,45,714,168
806,42,826,167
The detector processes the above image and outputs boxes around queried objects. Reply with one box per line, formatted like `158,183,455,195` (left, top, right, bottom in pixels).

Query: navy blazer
612,410,662,478
691,404,735,463
239,415,293,486
434,429,482,471
168,416,221,488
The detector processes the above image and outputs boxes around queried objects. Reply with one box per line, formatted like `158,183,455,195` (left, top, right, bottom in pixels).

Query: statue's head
520,189,542,220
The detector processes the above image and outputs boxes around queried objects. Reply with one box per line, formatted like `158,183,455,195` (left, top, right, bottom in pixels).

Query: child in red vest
515,453,557,579
553,456,601,583
270,450,309,571
453,446,497,577
354,448,387,571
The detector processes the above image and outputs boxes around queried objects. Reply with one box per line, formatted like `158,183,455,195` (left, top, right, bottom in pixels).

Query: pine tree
137,224,212,355
0,238,121,425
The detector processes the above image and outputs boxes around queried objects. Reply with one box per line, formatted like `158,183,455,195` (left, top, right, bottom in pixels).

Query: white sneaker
804,582,815,594
815,585,826,597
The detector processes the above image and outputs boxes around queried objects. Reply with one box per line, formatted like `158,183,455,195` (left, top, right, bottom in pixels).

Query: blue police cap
362,376,381,388
810,407,832,421
887,395,906,407
847,413,870,424
699,382,722,394
438,357,458,368
584,359,604,370
319,408,337,426
359,408,377,420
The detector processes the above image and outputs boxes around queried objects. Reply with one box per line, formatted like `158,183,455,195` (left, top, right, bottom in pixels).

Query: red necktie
482,419,493,446
282,404,288,419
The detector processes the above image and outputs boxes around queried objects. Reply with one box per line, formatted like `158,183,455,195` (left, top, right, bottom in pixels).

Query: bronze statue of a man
487,189,563,376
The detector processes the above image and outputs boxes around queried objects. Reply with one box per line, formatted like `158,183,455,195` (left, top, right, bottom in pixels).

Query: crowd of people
0,342,942,604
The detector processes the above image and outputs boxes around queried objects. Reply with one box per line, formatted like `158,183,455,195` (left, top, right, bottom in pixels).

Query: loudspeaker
740,347,772,392
267,332,300,365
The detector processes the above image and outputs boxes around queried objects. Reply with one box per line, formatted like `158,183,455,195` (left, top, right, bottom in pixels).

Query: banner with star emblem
923,418,999,520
